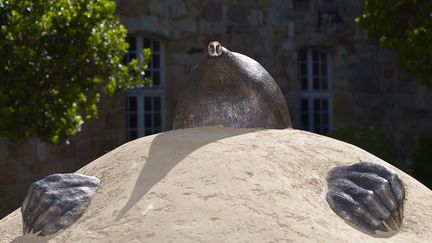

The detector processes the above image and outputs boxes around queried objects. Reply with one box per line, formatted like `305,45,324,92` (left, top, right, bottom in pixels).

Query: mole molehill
173,41,292,130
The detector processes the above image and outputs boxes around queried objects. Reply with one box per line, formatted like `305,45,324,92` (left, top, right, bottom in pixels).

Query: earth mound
1,127,431,242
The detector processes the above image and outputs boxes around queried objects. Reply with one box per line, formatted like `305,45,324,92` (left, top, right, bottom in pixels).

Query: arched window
124,36,166,140
297,49,332,134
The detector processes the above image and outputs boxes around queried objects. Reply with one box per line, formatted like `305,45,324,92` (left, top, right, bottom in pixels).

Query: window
297,49,332,134
125,36,166,140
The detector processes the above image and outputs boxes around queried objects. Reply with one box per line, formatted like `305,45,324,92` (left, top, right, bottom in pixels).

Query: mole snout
208,41,223,57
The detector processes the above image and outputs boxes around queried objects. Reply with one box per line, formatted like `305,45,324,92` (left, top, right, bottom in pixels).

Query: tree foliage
356,0,432,87
0,0,150,143
328,124,398,163
411,132,432,189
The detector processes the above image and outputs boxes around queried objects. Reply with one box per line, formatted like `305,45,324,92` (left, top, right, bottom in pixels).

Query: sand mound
1,127,431,242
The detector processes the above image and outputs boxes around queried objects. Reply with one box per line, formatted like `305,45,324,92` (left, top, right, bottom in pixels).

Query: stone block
201,21,225,34
91,138,121,160
353,93,392,109
101,92,125,113
260,56,279,75
75,139,93,168
0,189,8,218
400,108,432,120
287,76,300,94
288,21,295,37
0,160,16,185
121,16,174,38
271,0,294,8
293,19,306,34
118,0,146,16
177,19,198,33
349,76,382,93
171,0,189,19
281,38,295,51
0,138,8,160
293,0,309,11
52,142,76,161
149,1,168,18
171,53,198,66
14,162,34,183
105,113,126,132
247,9,263,26
225,24,233,35
333,91,352,121
258,27,274,51
393,76,419,94
42,160,65,175
10,139,36,162
227,4,248,23
351,107,376,123
287,0,293,8
274,76,288,93
167,65,188,91
393,87,432,109
118,0,168,17
0,184,25,218
36,140,50,162
203,0,223,22
230,24,251,35
265,6,283,26
285,9,304,20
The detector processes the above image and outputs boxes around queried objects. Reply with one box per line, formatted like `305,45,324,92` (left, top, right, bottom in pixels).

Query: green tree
328,124,398,163
411,132,432,189
0,0,151,143
356,0,432,87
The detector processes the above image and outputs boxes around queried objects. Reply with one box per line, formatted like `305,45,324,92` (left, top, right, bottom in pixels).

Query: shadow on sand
115,127,261,220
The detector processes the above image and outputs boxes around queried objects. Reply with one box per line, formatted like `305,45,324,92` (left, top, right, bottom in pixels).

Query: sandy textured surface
1,127,431,242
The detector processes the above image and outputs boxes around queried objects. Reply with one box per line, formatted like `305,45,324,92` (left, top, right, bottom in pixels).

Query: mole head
208,41,223,57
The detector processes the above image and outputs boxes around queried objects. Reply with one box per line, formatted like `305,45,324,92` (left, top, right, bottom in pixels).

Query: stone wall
1,0,432,218
119,0,432,165
0,92,128,218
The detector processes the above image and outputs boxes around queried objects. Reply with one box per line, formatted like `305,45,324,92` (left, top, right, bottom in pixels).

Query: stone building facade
1,0,432,218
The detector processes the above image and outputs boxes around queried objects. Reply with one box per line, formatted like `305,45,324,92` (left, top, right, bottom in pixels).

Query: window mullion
308,97,313,131
160,41,164,88
327,53,332,132
137,95,144,137
125,36,166,139
307,49,313,92
137,36,143,60
328,54,332,91
151,95,155,133
328,97,333,133
162,95,166,131
307,50,313,131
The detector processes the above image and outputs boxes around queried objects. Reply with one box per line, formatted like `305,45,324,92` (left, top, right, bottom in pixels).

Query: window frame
125,35,167,140
126,91,166,139
297,48,333,134
124,36,165,89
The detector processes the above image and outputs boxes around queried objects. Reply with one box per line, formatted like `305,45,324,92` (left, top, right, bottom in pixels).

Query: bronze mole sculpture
173,41,291,129
20,42,405,238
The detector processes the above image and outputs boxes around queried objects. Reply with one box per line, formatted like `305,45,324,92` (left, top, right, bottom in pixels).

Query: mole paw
326,162,405,237
21,173,100,236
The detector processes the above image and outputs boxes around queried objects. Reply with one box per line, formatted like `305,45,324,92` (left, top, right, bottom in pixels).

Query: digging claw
326,162,405,237
21,173,100,236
